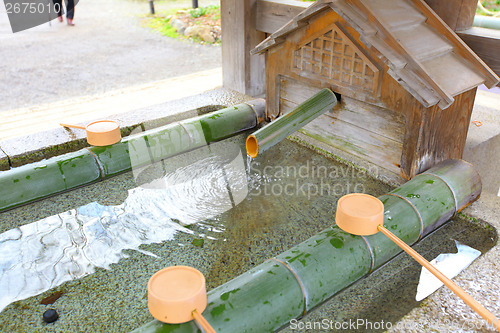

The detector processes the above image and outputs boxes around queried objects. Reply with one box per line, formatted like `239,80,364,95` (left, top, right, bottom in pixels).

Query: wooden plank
414,88,477,174
346,0,454,109
386,67,440,108
328,1,377,36
279,76,405,142
421,52,484,96
399,88,476,179
256,0,310,34
423,0,477,31
299,114,402,174
408,0,500,88
331,97,405,143
280,77,321,108
279,78,404,174
252,0,326,54
392,23,453,61
362,0,426,28
283,95,405,143
458,27,500,81
221,0,266,96
279,96,299,115
360,35,406,69
254,0,478,34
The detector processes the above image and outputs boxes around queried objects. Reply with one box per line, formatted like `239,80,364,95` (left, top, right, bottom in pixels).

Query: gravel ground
0,0,221,112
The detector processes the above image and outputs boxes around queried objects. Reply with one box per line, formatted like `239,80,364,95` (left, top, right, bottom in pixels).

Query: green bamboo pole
0,100,265,211
88,99,266,177
365,159,481,269
0,149,101,211
246,89,337,158
132,159,481,333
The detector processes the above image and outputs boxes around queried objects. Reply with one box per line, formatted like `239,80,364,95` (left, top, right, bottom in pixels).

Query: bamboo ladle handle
378,225,500,331
192,309,216,333
60,123,86,130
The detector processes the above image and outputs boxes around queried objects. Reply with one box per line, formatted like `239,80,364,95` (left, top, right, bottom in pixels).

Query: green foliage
147,17,180,38
144,5,221,45
189,5,219,18
483,0,500,10
477,0,500,14
189,7,207,18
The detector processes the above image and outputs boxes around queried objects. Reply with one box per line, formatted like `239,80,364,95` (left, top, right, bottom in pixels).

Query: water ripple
0,144,249,312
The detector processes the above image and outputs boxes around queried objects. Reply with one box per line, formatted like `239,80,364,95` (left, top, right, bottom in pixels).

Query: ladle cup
335,193,499,331
148,266,216,333
60,120,121,146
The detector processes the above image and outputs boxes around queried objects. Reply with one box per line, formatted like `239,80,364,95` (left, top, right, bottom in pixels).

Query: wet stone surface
0,135,392,332
0,133,496,333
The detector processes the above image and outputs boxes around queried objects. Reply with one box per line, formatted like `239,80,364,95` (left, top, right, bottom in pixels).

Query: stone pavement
0,0,221,113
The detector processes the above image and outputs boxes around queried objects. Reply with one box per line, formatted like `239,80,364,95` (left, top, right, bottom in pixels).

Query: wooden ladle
148,266,216,333
60,120,121,146
335,193,499,332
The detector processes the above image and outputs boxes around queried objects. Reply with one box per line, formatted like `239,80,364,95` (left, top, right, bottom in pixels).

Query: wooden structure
249,0,499,179
221,0,500,97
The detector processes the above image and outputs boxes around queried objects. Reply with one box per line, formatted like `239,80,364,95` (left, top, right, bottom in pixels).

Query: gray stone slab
0,128,88,168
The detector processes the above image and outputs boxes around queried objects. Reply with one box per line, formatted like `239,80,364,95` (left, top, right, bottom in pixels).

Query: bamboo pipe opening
246,135,259,158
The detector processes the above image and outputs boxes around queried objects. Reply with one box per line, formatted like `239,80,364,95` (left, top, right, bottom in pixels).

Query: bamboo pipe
0,100,266,212
132,159,483,333
378,225,500,332
246,88,337,158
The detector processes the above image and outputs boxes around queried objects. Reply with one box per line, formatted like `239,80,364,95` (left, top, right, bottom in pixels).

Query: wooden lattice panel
292,23,380,95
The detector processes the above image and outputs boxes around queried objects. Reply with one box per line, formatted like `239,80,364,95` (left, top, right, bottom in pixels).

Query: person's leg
66,0,75,25
52,0,63,22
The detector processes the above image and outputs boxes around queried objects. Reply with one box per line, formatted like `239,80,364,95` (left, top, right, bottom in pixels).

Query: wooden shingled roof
252,0,500,109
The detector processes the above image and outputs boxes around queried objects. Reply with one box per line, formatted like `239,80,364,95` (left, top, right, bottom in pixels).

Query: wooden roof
252,0,500,109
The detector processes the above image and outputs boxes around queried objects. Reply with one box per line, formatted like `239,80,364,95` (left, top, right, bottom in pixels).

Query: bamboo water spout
246,88,337,158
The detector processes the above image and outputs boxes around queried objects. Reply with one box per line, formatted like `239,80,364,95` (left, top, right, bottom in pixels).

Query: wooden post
423,0,478,31
400,89,477,179
458,28,500,78
220,0,266,96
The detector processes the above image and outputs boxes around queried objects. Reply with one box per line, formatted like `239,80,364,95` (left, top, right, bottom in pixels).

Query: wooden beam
423,0,478,31
221,0,266,96
255,0,310,34
458,27,500,82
